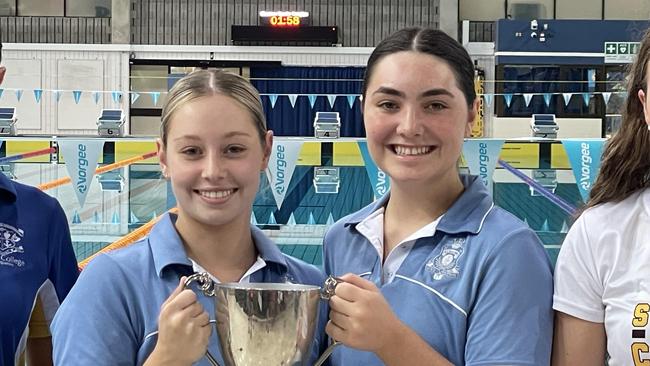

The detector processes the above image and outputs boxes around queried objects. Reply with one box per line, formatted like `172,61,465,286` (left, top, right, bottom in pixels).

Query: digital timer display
259,11,310,27
269,15,301,26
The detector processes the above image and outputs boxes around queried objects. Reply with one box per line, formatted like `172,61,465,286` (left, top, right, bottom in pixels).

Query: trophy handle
183,273,221,366
313,340,341,366
314,275,343,366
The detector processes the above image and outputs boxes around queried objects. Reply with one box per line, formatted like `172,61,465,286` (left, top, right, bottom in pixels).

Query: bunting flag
53,90,62,103
15,90,23,102
307,94,317,108
265,139,303,209
540,219,550,232
268,94,278,108
93,211,101,223
71,210,81,224
58,139,105,207
543,93,552,107
111,91,122,104
562,93,572,106
327,95,337,108
33,89,43,103
602,92,611,106
504,93,513,108
560,220,569,233
523,93,534,107
130,92,140,104
581,93,590,107
326,213,335,226
73,90,82,104
268,212,277,225
151,92,161,106
92,91,101,104
287,212,297,226
462,139,505,192
287,94,298,108
561,139,606,202
358,141,390,199
129,211,139,224
483,94,493,107
111,211,120,224
0,89,3,100
346,95,357,108
307,212,316,225
250,212,258,225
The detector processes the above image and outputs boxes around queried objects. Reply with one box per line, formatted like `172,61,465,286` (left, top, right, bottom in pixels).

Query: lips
195,188,236,199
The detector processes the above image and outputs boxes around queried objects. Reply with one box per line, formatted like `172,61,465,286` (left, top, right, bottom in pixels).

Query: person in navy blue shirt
52,69,326,365
323,28,554,365
0,45,79,366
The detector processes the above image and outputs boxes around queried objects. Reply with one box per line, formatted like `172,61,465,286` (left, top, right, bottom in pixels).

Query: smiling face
362,51,477,188
158,94,272,230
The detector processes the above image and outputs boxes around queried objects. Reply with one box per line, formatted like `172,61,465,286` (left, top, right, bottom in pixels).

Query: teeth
199,189,234,199
394,146,432,156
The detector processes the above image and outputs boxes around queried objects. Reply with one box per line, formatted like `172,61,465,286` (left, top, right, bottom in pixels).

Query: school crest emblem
426,237,465,280
0,223,25,267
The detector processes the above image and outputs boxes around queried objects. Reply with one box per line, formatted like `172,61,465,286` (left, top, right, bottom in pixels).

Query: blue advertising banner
462,139,505,191
357,141,389,200
58,139,105,207
265,139,303,209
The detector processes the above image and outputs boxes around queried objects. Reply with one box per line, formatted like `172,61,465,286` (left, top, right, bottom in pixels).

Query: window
66,0,111,17
18,0,63,16
0,0,15,16
0,0,111,17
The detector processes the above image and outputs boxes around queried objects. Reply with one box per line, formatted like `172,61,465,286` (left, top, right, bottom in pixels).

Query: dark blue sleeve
465,228,554,366
46,199,79,303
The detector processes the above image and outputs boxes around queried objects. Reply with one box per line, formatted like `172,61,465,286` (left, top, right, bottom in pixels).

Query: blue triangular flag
33,89,43,103
602,92,611,106
130,92,140,104
268,94,278,108
73,90,82,104
53,90,62,103
523,93,533,107
287,94,298,108
346,94,357,108
111,91,122,104
327,95,337,108
250,212,258,225
93,211,101,223
92,91,101,104
287,213,297,226
560,220,569,233
484,94,493,107
543,93,552,107
111,211,120,224
268,212,277,225
307,94,317,108
0,89,4,99
326,213,335,226
307,212,316,225
130,211,139,223
503,94,513,108
151,92,160,106
540,219,549,232
524,217,529,227
151,211,157,220
582,93,590,106
562,93,572,106
72,210,81,224
15,90,23,102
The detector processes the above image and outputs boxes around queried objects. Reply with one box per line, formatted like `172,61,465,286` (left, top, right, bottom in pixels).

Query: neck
174,212,257,282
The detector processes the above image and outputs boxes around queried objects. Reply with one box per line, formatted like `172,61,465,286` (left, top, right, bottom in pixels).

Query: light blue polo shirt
52,212,327,366
323,175,553,366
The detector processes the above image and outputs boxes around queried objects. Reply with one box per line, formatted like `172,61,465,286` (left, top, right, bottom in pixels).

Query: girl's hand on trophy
148,277,212,365
325,273,404,354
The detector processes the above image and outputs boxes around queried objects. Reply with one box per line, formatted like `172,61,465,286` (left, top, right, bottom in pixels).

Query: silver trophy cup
185,273,339,366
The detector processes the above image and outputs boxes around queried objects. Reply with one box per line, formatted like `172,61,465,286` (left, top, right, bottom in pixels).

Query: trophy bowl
185,273,339,366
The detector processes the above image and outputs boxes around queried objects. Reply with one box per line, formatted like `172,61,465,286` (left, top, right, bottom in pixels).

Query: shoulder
477,205,542,249
282,254,325,286
12,180,61,212
579,189,646,228
83,238,153,280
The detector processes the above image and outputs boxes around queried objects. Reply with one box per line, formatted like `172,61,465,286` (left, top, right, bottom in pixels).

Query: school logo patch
0,223,25,267
426,237,465,280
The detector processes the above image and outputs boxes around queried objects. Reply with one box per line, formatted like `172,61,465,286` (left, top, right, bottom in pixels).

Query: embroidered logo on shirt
0,223,25,267
425,237,465,280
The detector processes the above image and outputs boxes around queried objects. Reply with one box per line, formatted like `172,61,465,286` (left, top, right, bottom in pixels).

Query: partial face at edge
638,60,650,129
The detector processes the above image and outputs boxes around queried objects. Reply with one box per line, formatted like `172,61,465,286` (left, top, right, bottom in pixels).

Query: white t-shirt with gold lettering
554,188,650,366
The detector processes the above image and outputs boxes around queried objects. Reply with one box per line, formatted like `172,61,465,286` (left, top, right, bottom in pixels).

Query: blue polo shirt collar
150,213,289,278
343,175,493,235
0,172,17,202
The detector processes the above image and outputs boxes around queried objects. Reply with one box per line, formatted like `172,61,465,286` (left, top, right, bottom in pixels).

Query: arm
552,312,606,366
327,274,453,366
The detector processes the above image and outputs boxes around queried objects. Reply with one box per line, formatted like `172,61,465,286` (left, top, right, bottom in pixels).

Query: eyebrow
372,86,455,99
172,131,252,142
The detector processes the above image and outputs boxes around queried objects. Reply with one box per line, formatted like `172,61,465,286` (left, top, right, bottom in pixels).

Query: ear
639,88,648,123
261,130,273,170
465,98,479,137
156,138,168,178
0,66,6,85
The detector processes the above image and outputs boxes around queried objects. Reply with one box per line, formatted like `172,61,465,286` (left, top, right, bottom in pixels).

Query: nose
395,107,423,138
201,153,226,180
